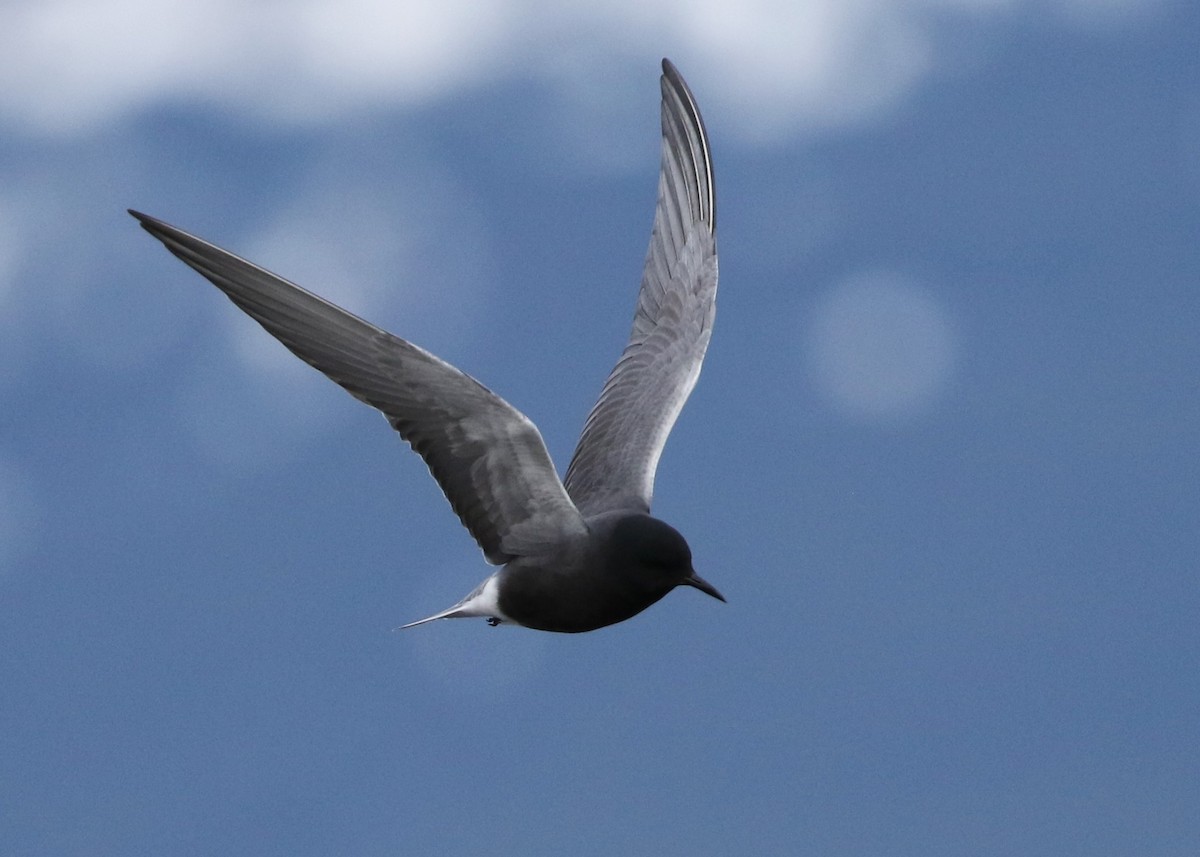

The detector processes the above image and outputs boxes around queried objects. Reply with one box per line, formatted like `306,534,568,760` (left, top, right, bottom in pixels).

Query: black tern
130,58,721,633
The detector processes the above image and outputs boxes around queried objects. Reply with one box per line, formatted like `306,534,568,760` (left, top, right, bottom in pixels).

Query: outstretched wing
131,211,586,563
563,58,718,515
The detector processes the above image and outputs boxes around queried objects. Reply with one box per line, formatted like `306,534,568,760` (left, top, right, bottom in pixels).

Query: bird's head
611,514,725,602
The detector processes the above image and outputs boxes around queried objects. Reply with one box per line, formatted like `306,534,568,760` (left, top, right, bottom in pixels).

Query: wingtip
128,208,164,236
128,210,201,249
660,58,688,95
659,58,689,91
656,57,715,236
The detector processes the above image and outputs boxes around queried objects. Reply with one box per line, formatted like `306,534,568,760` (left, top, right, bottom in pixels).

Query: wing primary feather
563,60,718,515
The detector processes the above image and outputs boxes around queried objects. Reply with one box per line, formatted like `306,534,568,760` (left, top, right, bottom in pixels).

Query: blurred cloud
169,150,495,472
0,0,1170,139
0,0,1170,392
0,197,19,295
0,134,193,378
171,356,339,475
234,153,494,375
0,199,23,384
806,270,957,422
0,455,41,579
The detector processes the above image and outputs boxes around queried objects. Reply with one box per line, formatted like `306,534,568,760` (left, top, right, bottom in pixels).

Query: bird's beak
683,571,726,602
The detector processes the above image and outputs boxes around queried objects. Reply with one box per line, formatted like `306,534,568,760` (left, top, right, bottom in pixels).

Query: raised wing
563,58,717,515
130,211,586,563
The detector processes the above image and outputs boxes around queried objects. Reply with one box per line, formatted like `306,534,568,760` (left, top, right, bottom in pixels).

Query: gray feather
563,58,718,514
129,210,586,564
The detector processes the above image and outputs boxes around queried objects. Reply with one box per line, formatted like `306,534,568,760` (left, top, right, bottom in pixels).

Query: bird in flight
130,58,721,633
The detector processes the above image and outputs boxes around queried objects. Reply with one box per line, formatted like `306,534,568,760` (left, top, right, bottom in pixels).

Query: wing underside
563,58,718,515
131,211,586,563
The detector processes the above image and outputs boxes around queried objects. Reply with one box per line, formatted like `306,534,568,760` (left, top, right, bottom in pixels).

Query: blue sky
2,1,1198,854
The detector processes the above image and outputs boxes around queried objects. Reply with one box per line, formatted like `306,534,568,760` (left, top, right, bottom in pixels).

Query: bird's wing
563,58,717,515
131,211,586,564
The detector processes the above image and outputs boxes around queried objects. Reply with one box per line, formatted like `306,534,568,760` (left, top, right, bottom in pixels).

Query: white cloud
806,271,958,422
0,153,200,378
0,0,1169,138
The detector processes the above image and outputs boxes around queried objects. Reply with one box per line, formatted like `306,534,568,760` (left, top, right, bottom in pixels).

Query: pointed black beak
683,571,726,602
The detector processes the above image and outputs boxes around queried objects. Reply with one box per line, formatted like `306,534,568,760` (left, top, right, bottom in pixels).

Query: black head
610,514,725,602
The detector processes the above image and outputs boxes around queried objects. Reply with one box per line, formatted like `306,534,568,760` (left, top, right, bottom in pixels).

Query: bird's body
131,59,721,633
424,512,706,633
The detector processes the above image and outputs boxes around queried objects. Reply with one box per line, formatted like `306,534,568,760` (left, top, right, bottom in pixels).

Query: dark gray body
498,513,706,633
